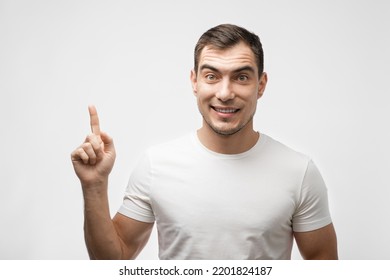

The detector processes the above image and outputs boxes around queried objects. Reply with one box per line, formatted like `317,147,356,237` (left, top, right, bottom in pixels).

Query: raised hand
71,106,116,188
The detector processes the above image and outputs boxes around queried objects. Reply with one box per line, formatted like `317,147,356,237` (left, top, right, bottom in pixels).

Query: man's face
191,42,267,136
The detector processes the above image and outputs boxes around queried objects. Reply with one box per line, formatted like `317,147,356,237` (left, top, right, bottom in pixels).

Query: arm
112,213,154,259
294,223,338,260
82,179,153,259
71,106,152,259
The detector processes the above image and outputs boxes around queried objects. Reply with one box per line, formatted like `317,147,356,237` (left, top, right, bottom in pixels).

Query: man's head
191,24,267,139
194,24,264,78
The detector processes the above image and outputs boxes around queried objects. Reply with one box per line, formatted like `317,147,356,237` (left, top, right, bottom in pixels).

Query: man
71,24,338,260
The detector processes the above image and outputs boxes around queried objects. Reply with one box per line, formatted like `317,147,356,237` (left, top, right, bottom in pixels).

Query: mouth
211,106,240,114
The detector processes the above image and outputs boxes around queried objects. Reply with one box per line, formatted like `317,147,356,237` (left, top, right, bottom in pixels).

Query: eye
237,74,249,82
205,73,216,81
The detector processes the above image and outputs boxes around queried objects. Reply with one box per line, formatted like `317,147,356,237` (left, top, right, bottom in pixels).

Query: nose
215,78,235,102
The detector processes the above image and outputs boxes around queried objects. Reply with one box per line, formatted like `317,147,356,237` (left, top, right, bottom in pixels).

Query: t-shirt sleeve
292,160,332,232
118,152,155,223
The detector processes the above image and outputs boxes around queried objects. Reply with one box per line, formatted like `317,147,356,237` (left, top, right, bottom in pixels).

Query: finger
88,105,101,135
100,131,115,152
86,133,103,159
71,148,89,165
82,142,98,165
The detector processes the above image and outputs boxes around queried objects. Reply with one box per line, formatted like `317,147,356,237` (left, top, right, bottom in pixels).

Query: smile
212,106,240,114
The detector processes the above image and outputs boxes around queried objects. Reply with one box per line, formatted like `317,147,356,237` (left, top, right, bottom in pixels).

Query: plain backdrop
0,0,389,260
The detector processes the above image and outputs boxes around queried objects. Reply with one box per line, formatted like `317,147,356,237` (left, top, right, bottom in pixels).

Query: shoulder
261,134,311,168
129,134,194,183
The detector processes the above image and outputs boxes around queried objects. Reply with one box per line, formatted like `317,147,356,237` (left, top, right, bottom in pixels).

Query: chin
210,124,243,136
206,116,254,137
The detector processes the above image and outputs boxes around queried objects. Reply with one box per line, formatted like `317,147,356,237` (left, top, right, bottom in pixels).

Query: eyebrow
199,64,256,74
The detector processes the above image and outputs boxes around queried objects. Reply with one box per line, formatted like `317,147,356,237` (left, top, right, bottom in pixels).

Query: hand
71,105,116,188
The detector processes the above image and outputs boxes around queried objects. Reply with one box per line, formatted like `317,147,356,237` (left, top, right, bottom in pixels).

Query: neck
197,122,259,155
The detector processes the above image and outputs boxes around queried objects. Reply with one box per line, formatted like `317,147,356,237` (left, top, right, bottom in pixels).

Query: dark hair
194,24,264,77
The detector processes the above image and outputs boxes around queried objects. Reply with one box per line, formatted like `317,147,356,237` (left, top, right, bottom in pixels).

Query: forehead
198,42,258,73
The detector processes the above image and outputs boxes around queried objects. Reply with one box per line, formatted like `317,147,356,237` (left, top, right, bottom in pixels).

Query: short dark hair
194,24,264,77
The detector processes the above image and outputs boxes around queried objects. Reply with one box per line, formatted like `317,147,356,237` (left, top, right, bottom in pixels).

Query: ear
257,72,268,99
190,69,198,96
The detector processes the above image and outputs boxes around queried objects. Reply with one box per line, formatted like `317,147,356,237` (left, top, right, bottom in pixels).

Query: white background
0,0,389,260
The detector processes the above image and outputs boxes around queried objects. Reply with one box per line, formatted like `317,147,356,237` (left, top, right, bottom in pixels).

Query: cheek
195,91,208,109
197,82,212,92
250,96,260,112
196,84,215,100
242,91,260,111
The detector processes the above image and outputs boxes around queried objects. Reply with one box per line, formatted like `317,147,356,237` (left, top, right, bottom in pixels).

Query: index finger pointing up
88,105,101,135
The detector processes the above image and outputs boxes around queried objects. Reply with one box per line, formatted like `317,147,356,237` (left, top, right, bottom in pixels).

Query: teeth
215,108,237,113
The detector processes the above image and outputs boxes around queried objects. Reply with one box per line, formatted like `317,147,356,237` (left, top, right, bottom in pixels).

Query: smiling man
71,24,338,260
192,40,267,154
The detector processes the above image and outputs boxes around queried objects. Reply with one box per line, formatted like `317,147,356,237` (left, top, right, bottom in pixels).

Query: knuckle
86,134,101,148
85,134,93,142
82,142,92,150
71,147,89,164
78,147,87,155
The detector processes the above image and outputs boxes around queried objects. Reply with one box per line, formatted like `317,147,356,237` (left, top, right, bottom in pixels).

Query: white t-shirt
118,132,332,259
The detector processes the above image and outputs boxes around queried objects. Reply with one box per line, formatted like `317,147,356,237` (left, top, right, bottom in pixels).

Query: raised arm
71,106,153,259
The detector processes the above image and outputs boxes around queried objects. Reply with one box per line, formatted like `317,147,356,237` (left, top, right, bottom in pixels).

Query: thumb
100,131,115,153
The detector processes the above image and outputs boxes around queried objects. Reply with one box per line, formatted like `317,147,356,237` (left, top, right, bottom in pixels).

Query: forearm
82,180,123,260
